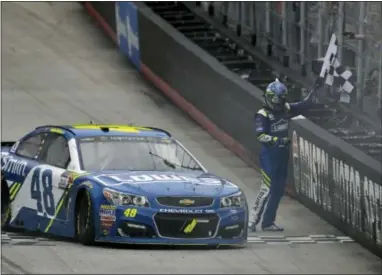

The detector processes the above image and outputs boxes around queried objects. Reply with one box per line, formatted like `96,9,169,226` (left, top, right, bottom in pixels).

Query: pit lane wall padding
83,1,382,257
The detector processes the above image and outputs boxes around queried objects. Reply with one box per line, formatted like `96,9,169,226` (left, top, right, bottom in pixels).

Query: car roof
35,124,171,138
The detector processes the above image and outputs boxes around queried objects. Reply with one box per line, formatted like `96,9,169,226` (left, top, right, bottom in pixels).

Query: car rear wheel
75,191,95,245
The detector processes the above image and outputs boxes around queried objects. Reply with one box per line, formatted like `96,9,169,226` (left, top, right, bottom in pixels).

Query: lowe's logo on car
128,174,221,185
116,2,140,70
95,174,223,186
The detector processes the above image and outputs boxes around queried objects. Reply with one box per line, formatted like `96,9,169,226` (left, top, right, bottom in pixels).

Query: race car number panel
30,167,56,217
10,165,67,224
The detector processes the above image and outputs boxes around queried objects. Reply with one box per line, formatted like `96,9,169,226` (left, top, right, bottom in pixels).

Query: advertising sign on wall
116,2,140,70
292,129,381,247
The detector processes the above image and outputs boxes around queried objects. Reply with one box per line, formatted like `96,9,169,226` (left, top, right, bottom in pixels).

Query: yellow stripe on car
184,219,198,234
44,188,70,233
50,128,64,134
9,183,19,195
133,126,152,131
71,124,142,133
9,183,22,200
44,172,88,233
70,171,89,181
10,184,22,200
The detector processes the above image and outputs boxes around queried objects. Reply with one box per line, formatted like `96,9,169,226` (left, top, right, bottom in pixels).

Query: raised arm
286,89,315,116
286,78,323,116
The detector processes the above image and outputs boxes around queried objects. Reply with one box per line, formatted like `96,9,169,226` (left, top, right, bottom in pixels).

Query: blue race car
1,124,248,246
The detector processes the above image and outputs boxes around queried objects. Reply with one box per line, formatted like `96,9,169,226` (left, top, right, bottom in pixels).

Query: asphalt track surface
1,2,381,274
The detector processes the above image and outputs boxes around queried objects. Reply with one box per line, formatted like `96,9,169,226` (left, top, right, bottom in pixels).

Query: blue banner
116,2,140,71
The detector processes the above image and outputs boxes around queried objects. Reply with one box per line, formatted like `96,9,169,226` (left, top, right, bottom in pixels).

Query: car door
37,132,72,228
3,131,46,230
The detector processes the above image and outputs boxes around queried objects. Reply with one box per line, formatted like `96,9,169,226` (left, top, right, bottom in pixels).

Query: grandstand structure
201,1,382,120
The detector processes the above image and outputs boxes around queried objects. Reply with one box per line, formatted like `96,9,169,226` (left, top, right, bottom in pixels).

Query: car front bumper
95,205,248,245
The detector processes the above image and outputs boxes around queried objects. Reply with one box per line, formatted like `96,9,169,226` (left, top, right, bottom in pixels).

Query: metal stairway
145,1,381,163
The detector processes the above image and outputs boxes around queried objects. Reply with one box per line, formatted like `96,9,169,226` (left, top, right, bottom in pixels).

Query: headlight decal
220,192,246,208
103,188,150,207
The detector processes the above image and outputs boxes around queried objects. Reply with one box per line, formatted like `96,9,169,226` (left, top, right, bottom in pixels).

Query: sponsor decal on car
100,209,116,217
204,209,216,213
58,174,73,190
159,208,211,214
102,229,110,236
100,215,116,222
124,208,137,218
10,141,20,153
100,205,116,210
178,199,195,206
100,204,116,220
1,156,27,177
100,219,114,236
100,204,116,235
94,173,232,187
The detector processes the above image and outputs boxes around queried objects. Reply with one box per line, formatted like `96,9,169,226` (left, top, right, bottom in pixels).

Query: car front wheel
75,191,95,245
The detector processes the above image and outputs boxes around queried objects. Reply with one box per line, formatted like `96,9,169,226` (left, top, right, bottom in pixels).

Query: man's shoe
262,224,284,232
248,223,257,232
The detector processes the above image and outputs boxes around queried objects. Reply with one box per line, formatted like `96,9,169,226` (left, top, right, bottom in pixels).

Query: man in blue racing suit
249,79,320,232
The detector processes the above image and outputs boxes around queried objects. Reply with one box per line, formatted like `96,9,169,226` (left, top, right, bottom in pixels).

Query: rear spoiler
1,141,16,148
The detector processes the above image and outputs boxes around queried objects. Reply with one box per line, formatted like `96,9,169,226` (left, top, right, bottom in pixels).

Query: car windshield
78,135,204,172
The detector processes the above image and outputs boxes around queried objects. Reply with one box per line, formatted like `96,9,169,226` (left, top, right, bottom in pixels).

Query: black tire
75,191,95,245
1,178,11,229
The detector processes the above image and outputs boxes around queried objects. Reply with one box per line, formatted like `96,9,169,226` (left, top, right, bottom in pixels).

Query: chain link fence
199,1,382,118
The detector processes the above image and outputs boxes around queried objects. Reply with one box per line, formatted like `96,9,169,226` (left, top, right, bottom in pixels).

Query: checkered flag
319,34,355,103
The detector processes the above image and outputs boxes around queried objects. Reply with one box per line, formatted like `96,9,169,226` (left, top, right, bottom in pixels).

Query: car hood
89,170,240,197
